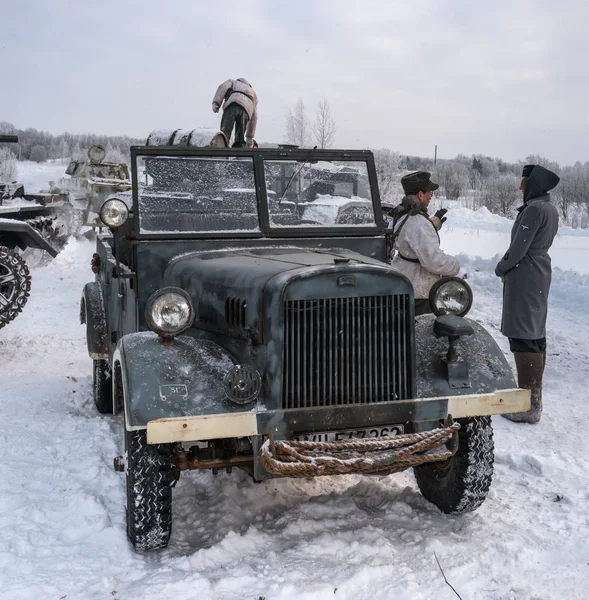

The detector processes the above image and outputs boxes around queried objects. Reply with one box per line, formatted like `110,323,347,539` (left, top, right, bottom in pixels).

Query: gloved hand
434,208,448,223
246,137,254,147
212,102,220,113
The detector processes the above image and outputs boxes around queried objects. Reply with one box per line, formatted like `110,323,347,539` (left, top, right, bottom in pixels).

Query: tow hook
114,455,126,472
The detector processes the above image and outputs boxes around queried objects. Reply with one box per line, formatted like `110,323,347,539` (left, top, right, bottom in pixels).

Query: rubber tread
0,246,31,329
125,428,173,551
413,416,494,514
93,359,112,414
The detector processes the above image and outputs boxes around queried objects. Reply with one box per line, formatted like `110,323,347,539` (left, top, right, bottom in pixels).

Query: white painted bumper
145,388,531,444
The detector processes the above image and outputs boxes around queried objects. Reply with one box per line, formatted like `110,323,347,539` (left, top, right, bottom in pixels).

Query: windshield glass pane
137,155,260,233
265,160,377,228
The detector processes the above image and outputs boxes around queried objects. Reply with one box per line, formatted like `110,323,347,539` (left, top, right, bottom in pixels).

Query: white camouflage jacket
390,209,460,299
213,78,258,139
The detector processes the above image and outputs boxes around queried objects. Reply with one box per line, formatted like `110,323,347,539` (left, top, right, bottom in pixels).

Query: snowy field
1,163,589,599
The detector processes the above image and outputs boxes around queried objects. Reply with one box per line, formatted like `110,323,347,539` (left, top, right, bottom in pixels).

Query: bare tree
312,98,336,149
285,98,309,147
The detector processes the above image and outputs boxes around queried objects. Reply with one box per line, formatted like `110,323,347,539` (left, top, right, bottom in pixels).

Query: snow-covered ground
1,164,589,599
13,159,69,193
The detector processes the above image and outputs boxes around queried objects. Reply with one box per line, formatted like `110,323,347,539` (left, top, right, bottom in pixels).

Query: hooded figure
212,78,258,148
495,164,560,423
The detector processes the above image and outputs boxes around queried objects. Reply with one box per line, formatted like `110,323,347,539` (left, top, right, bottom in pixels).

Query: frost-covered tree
0,147,18,182
285,98,309,147
553,162,589,222
30,144,48,163
483,174,521,216
0,121,16,134
437,162,469,199
58,138,70,158
105,145,129,165
312,98,336,149
372,148,403,204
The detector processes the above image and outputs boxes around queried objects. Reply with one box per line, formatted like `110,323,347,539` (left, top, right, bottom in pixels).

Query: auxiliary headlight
429,276,473,317
145,287,194,338
99,198,129,229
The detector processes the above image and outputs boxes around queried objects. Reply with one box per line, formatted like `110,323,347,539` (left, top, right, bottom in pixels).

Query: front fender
415,315,516,398
113,332,236,429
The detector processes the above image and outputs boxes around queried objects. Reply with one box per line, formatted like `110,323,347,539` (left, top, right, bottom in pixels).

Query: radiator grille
283,295,412,408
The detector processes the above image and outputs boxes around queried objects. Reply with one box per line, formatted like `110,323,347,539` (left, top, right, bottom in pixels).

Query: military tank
0,135,63,329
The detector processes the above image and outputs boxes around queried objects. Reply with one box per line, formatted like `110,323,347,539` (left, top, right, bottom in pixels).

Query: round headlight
429,277,473,317
145,288,194,338
99,198,129,228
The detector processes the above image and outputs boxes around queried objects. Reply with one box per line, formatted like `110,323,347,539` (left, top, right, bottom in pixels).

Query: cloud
0,0,587,164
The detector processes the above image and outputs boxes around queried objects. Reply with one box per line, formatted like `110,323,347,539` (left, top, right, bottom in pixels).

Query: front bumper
145,387,530,444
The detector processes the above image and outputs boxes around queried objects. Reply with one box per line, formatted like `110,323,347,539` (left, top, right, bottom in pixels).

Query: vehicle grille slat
283,294,411,408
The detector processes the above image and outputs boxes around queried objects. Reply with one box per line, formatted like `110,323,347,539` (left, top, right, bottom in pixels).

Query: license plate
292,424,404,442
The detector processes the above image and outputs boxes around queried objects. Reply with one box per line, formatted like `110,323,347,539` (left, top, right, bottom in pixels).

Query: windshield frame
130,146,385,239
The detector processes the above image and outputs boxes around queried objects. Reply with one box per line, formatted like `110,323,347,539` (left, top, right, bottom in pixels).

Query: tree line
0,121,143,165
3,113,588,228
282,99,588,228
374,150,589,228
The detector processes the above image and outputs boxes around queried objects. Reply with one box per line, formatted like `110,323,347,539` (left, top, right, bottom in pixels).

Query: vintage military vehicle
57,145,132,228
81,142,530,551
0,135,60,329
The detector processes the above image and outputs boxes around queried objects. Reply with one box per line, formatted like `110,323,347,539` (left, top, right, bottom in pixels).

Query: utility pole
434,145,437,165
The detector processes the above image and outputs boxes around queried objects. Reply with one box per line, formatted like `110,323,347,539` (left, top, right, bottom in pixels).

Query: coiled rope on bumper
259,422,461,477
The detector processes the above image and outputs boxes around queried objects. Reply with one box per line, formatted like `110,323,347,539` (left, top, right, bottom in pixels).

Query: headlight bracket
433,315,475,389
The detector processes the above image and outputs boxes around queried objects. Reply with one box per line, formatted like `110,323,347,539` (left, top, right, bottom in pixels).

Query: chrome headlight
429,277,473,317
99,198,129,228
145,288,194,338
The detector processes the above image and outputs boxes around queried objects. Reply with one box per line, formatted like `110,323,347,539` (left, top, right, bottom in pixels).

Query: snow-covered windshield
265,159,377,228
137,156,260,233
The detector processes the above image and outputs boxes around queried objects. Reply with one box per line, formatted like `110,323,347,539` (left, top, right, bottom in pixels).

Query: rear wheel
125,426,173,551
413,417,494,514
93,359,112,414
0,246,31,329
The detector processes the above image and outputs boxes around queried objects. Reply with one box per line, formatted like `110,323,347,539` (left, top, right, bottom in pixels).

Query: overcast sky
1,0,587,164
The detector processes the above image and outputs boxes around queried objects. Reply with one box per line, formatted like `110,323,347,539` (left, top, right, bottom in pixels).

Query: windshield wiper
278,145,318,206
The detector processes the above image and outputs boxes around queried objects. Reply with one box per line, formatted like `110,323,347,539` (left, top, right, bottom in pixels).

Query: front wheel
125,427,173,551
413,417,494,514
93,359,112,414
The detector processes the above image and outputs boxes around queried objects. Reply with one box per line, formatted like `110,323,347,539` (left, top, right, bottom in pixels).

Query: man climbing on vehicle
212,78,258,148
389,171,460,315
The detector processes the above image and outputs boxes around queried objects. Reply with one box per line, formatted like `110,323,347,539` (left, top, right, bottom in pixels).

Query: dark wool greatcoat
495,166,560,339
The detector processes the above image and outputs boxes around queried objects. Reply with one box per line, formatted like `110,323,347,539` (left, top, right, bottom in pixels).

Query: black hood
524,165,560,203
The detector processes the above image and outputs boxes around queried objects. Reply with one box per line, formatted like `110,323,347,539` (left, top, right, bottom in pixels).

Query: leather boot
502,352,544,424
